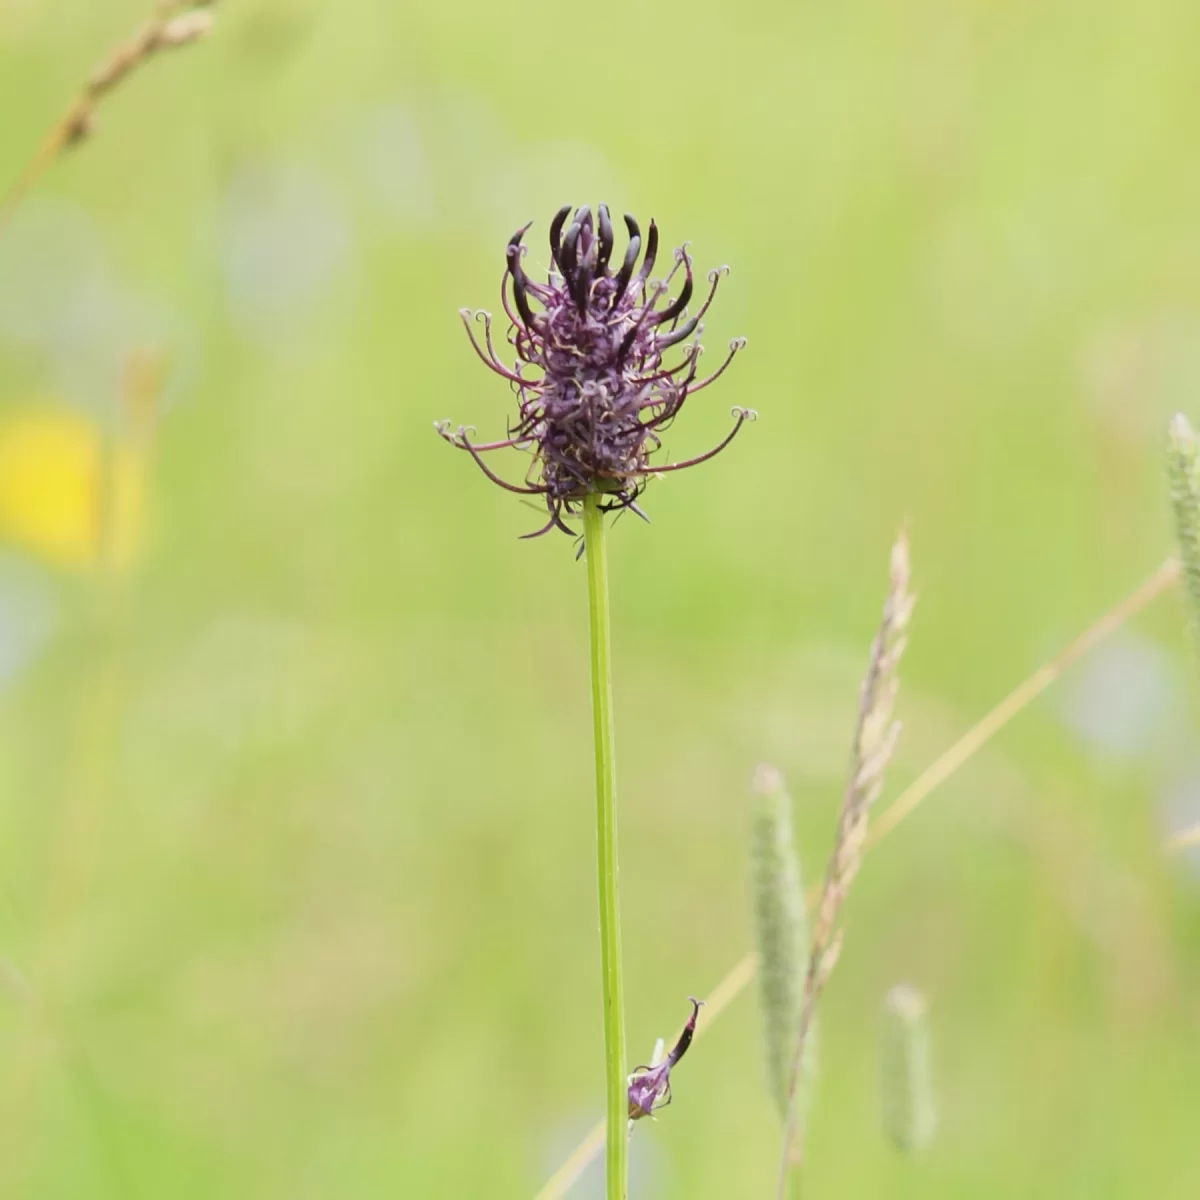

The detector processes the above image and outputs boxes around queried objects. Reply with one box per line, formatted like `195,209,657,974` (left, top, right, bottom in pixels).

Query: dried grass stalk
775,529,915,1196
0,1,218,226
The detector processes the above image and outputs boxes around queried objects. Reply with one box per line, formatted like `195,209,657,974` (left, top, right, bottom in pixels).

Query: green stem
583,492,627,1200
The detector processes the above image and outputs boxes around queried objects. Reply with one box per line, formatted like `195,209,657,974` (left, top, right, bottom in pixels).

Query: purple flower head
627,997,704,1122
437,205,753,540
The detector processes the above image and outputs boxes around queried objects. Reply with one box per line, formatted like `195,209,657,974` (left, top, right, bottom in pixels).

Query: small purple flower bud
627,997,703,1122
438,205,754,540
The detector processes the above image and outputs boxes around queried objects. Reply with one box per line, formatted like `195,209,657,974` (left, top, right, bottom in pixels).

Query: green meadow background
0,0,1198,1195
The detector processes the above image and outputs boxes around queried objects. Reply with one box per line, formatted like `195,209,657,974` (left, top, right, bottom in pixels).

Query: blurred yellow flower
0,405,148,572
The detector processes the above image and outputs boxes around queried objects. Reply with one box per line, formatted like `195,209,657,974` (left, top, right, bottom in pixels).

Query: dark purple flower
437,204,753,540
627,997,703,1122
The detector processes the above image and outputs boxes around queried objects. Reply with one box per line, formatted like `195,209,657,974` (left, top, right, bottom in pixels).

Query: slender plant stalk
583,492,628,1200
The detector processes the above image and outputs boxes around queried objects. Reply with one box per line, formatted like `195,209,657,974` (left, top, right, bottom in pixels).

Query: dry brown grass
0,1,217,228
775,530,914,1194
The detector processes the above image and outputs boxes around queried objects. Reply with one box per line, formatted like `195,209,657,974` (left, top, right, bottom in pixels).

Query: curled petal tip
654,316,702,351
434,420,471,447
597,204,614,274
654,253,694,325
549,205,572,265
635,221,660,287
561,221,580,274
506,246,537,326
508,220,534,247
613,234,641,299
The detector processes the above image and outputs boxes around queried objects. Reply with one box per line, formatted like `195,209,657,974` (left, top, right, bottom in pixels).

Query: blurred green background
0,0,1198,1196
